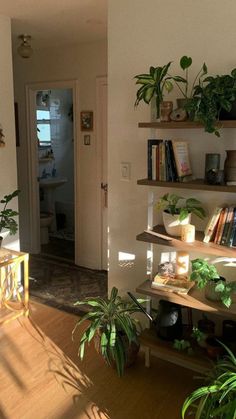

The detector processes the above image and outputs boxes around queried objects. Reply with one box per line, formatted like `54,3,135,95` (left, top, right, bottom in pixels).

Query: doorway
26,80,79,264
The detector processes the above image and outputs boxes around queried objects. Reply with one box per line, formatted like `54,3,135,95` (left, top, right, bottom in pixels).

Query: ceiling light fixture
17,34,33,59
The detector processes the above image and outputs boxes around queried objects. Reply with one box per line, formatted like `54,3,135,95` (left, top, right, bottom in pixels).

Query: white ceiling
0,0,107,49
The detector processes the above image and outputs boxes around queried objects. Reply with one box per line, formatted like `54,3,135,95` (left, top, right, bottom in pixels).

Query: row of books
203,206,236,247
147,139,192,181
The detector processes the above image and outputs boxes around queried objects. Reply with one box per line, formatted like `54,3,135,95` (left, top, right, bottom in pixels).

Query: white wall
13,40,107,268
108,0,236,296
0,15,19,250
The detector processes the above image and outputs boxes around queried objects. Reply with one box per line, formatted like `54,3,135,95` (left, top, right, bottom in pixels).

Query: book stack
203,206,236,247
147,139,192,181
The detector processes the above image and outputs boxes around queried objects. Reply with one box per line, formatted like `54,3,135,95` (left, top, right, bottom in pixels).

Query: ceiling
0,0,107,49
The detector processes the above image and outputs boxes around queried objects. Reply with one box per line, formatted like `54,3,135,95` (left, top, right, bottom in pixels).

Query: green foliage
182,342,236,418
173,55,207,100
190,259,236,307
191,326,206,343
186,69,236,136
0,190,20,236
215,280,236,308
155,193,206,221
190,258,220,288
72,287,146,377
173,339,191,352
134,55,207,118
134,62,173,118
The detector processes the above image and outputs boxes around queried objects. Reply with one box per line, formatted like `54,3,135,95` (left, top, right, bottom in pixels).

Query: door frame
25,80,79,263
95,76,107,270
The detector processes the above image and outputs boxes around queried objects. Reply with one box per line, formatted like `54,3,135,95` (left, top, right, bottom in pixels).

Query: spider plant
182,342,236,418
72,287,146,377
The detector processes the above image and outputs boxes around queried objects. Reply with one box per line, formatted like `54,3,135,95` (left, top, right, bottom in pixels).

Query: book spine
216,208,228,245
203,207,222,243
165,140,173,181
168,140,178,181
156,144,160,181
151,145,157,180
221,206,234,245
214,208,226,244
147,139,162,179
229,208,236,247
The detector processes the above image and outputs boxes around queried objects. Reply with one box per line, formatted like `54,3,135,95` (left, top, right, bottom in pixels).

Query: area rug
29,254,108,315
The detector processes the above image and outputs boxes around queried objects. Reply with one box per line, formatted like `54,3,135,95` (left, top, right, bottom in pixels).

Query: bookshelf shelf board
136,225,236,257
136,280,236,318
138,120,236,129
137,178,236,193
139,328,209,372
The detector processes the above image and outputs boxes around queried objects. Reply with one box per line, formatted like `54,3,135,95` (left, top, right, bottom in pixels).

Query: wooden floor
0,302,196,419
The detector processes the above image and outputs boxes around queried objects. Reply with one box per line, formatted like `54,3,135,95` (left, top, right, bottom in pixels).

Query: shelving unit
137,225,236,258
138,120,236,129
137,178,236,193
136,119,236,371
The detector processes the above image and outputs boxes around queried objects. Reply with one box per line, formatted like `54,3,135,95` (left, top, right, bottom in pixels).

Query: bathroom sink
39,177,68,189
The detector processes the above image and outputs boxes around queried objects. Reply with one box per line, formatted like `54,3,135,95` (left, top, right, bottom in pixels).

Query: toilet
40,212,53,244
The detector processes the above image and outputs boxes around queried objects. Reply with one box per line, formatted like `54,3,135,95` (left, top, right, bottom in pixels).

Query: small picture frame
80,111,93,131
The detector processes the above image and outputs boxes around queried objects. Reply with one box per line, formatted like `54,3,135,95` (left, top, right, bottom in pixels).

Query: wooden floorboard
0,302,197,419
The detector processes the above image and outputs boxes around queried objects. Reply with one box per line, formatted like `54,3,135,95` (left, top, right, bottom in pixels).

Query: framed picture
80,111,93,131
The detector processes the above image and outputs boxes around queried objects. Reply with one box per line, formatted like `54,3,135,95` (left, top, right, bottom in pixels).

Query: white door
96,77,108,270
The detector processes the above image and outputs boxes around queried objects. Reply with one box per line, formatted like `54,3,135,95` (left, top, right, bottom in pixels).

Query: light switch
120,162,131,180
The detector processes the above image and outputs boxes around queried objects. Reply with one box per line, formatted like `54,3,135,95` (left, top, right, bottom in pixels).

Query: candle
181,224,195,243
176,251,189,278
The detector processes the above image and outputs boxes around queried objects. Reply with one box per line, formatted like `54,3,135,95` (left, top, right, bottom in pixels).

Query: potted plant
190,258,236,307
173,56,207,116
155,193,206,236
72,287,146,377
134,62,173,119
182,342,236,418
186,69,236,136
0,190,19,246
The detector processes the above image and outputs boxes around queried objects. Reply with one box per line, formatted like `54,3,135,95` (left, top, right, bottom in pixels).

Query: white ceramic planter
162,211,191,237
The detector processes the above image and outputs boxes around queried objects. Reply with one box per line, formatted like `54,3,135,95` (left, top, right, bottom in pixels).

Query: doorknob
101,183,108,207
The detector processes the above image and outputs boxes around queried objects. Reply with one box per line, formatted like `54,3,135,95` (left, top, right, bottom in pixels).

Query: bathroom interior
36,88,75,261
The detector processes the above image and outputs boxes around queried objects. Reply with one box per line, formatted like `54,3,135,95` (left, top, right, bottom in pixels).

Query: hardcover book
172,140,192,178
203,207,223,243
147,139,162,179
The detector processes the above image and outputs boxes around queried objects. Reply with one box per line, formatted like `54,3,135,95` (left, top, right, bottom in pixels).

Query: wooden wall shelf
139,328,209,373
137,178,236,193
136,280,236,318
138,120,236,129
136,225,236,257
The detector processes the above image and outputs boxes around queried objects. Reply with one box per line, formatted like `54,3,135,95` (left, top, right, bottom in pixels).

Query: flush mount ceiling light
17,34,33,59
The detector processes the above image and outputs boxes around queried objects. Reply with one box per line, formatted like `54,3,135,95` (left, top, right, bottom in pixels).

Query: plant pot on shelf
206,336,225,359
205,277,226,302
162,210,191,237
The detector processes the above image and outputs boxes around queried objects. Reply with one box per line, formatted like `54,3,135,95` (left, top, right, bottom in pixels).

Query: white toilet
40,212,53,244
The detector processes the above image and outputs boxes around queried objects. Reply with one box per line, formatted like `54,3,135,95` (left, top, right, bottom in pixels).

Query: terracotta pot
160,101,173,122
162,211,191,237
94,330,140,370
224,150,236,183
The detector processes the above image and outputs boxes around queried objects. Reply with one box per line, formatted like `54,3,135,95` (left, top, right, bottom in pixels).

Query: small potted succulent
0,190,19,246
155,193,206,236
72,287,146,377
190,258,236,307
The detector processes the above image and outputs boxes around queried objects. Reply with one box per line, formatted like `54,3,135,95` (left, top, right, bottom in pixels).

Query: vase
160,101,173,122
205,153,221,183
162,211,191,237
224,150,236,183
